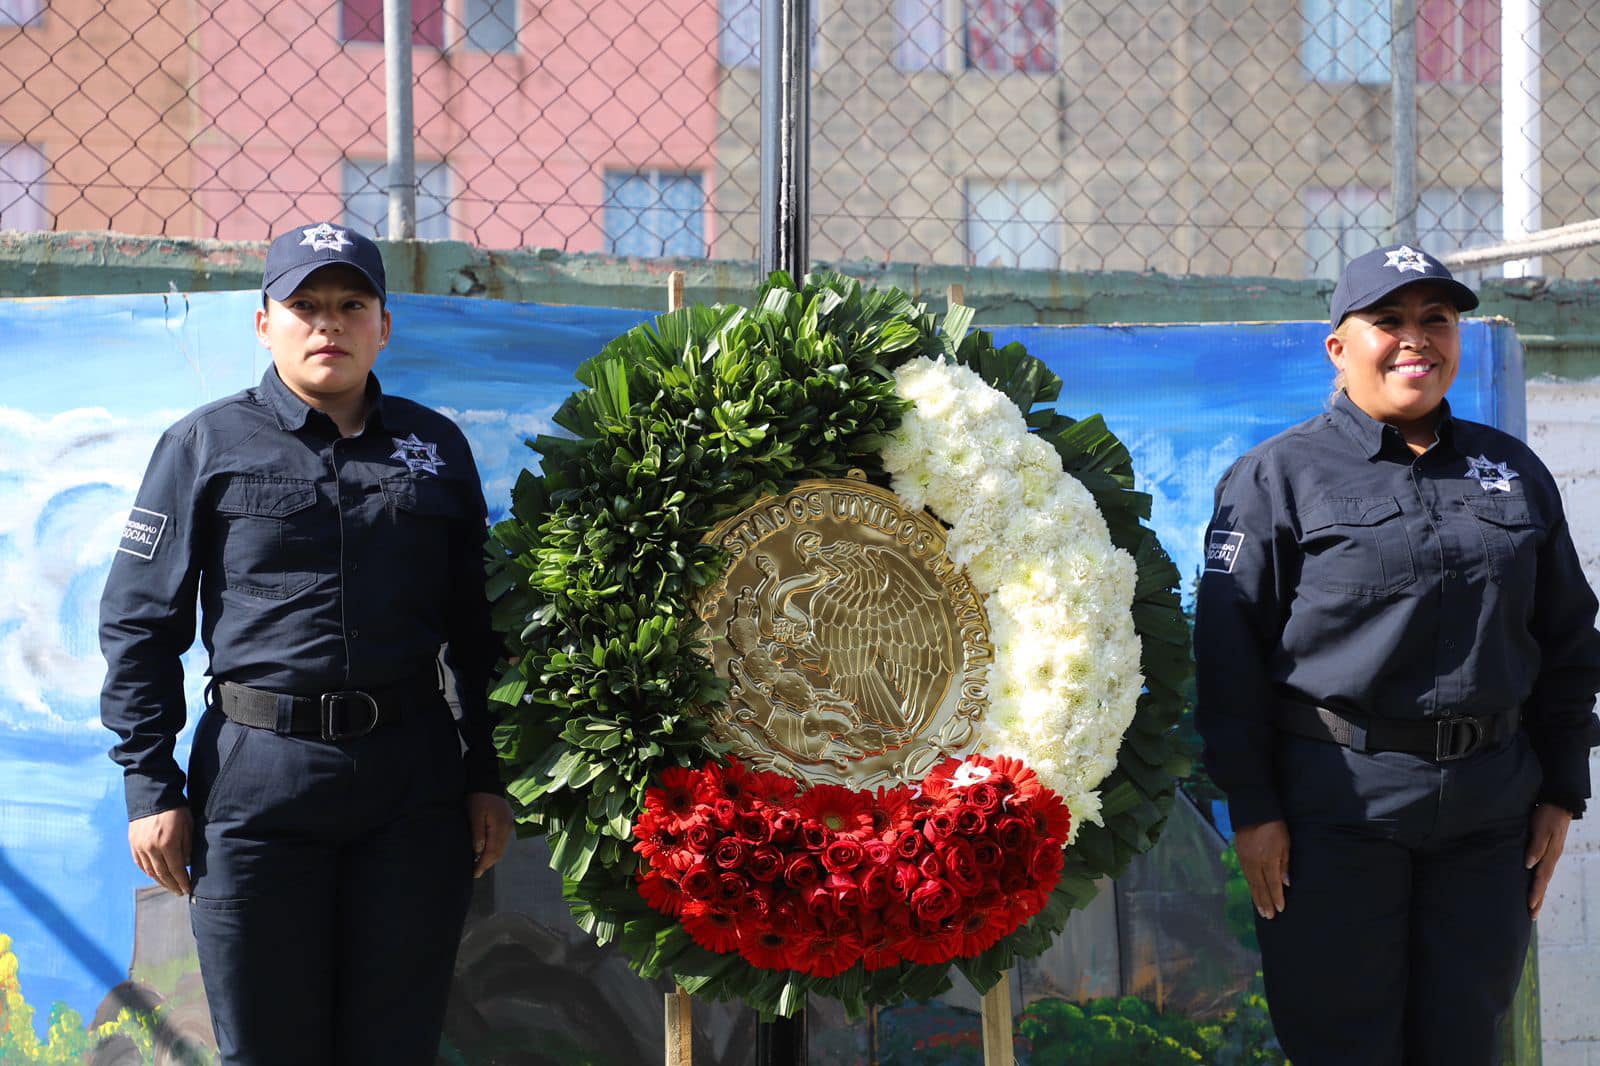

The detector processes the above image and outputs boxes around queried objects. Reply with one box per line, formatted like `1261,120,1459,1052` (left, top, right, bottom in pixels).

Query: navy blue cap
262,222,387,302
1329,243,1478,329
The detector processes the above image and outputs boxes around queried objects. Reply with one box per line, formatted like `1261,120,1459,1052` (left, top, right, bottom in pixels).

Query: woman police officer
1195,243,1600,1065
100,223,514,1065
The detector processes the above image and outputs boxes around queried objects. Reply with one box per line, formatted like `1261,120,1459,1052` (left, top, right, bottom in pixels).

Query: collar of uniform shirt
1331,390,1457,461
259,363,388,435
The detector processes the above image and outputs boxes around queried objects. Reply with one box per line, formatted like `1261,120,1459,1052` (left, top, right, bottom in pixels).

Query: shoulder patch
1204,529,1245,574
117,507,168,560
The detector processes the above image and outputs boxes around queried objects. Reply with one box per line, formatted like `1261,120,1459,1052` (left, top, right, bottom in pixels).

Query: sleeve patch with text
1204,530,1245,574
118,507,168,560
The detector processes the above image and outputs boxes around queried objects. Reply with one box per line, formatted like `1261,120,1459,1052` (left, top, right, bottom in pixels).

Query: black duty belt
1277,699,1519,762
216,676,439,742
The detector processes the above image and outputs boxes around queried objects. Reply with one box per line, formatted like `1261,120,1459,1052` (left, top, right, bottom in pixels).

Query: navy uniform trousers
185,694,473,1066
1257,729,1541,1066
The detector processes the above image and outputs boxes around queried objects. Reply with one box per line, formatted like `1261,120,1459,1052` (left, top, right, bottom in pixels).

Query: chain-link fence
1,0,1596,278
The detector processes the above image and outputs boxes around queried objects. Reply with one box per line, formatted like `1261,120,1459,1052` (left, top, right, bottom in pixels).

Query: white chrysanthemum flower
884,352,1143,811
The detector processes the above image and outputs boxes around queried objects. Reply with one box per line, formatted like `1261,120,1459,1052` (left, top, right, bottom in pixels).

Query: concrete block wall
1528,379,1600,1066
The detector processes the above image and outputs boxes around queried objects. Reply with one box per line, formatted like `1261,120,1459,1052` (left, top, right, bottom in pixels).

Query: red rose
712,837,747,871
860,864,893,910
910,879,960,924
998,859,1030,895
684,821,717,854
967,781,1003,814
736,810,773,845
746,845,784,883
800,819,831,852
1030,841,1065,886
939,838,984,898
680,860,719,902
822,838,865,873
785,853,823,890
824,871,863,912
717,871,748,908
952,803,988,837
922,811,957,845
710,797,739,831
768,809,801,844
892,861,921,897
917,851,945,881
894,829,925,861
994,815,1030,851
971,838,1003,872
863,839,892,867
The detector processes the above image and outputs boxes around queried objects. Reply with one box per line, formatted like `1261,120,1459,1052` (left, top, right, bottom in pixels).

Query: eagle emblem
694,476,993,789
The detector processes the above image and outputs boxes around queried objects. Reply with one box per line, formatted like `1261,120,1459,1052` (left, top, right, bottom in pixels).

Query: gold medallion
692,474,993,789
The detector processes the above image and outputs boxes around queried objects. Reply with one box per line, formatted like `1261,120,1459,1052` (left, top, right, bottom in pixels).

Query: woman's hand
466,792,515,878
1236,819,1291,919
1526,803,1573,919
128,807,193,896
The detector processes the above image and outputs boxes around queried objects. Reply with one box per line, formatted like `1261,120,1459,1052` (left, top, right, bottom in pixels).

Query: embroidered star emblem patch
391,433,447,475
1384,245,1431,274
300,223,352,253
1465,454,1519,493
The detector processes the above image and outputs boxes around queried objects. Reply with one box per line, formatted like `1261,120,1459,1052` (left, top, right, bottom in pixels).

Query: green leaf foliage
486,271,1191,1017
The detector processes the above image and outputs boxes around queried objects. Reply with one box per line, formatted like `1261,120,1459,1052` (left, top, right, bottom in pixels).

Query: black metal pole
759,0,810,280
755,1010,808,1066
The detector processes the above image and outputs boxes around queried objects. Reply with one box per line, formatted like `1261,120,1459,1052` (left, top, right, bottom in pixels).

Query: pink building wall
2,0,723,251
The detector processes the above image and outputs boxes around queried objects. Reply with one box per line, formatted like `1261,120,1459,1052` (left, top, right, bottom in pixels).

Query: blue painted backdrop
0,290,1522,1035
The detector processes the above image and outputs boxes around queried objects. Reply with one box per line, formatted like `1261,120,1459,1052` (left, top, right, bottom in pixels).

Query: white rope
1441,217,1600,270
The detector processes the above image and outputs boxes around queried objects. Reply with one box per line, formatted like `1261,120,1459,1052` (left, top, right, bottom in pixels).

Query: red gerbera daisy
636,869,687,918
681,903,741,954
798,925,865,978
891,924,961,966
647,764,701,827
737,922,799,972
796,783,875,839
953,897,1014,957
746,769,801,805
1028,792,1073,846
696,759,758,808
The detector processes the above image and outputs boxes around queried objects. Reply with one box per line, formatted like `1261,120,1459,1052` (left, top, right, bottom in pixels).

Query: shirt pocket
1299,494,1417,597
1463,495,1542,586
214,475,319,599
381,474,472,592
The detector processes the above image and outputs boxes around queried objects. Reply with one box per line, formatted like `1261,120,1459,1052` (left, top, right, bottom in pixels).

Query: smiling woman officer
1195,243,1600,1066
99,223,514,1065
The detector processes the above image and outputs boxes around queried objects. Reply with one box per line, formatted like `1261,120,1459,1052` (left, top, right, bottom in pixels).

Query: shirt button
1445,569,1458,580
350,628,360,639
1431,511,1443,522
1444,639,1455,649
341,495,356,507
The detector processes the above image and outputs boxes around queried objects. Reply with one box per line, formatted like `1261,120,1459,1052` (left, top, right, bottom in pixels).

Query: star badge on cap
1384,245,1431,274
300,223,353,253
391,433,447,476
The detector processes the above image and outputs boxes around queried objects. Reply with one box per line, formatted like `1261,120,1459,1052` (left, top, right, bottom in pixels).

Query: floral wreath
487,274,1188,1018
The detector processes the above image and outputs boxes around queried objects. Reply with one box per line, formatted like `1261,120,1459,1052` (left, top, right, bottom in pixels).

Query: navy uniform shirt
100,365,502,821
1196,391,1600,828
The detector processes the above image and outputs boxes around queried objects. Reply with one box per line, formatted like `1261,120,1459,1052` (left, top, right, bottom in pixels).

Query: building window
1418,0,1497,84
1304,0,1499,84
341,158,454,240
1304,185,1498,282
1418,186,1500,284
604,171,706,258
719,0,818,69
0,0,43,27
0,142,47,232
341,0,445,47
895,0,948,72
966,0,1056,74
1304,186,1390,278
1302,0,1391,83
966,179,1059,269
463,0,517,52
